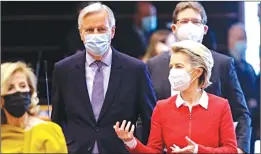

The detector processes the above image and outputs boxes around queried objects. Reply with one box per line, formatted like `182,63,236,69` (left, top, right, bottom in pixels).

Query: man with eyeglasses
147,2,251,153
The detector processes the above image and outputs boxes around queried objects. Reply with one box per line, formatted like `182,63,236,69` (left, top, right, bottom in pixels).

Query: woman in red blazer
114,40,238,153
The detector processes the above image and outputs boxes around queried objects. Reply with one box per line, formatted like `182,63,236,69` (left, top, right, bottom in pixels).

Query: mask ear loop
188,69,202,92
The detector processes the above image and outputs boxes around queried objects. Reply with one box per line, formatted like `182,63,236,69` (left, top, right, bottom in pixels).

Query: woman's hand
113,120,135,142
170,136,197,153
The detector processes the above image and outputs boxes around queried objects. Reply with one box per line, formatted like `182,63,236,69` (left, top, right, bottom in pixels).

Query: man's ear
110,26,116,39
79,29,85,42
171,24,178,33
203,25,209,35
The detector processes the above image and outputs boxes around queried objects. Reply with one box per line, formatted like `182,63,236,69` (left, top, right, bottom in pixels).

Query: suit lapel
97,49,122,122
162,52,171,98
74,52,96,123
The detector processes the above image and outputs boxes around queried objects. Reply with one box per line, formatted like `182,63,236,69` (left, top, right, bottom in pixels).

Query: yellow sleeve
43,122,68,153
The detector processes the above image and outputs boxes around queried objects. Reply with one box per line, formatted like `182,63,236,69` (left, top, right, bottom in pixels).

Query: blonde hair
143,30,171,62
1,62,39,123
172,48,209,88
170,40,214,89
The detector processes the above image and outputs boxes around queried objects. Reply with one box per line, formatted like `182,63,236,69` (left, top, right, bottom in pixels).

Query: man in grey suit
147,2,251,153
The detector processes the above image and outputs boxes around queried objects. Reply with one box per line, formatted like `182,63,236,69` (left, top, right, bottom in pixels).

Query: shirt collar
176,90,209,109
86,47,112,66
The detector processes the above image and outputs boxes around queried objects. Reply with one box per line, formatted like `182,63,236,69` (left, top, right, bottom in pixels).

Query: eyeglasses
176,19,204,26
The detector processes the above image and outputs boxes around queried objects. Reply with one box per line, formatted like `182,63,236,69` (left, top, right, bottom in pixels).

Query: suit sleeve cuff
124,138,137,149
194,144,198,154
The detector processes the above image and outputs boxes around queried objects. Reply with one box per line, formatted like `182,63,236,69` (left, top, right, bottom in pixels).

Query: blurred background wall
1,1,259,105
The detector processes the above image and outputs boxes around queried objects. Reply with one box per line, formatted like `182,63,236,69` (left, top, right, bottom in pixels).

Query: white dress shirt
124,91,209,154
171,89,179,96
85,48,112,100
175,90,209,113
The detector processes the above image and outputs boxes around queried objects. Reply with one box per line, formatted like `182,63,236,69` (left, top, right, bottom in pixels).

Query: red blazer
128,93,238,153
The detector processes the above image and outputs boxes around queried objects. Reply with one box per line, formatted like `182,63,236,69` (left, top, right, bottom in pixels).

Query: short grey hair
78,2,116,30
170,40,214,89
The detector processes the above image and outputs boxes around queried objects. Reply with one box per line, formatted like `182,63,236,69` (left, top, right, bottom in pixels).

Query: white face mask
175,23,205,43
84,33,111,56
168,68,197,91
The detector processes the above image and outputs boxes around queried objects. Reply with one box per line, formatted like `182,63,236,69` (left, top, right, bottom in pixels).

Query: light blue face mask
234,40,247,53
141,16,157,32
84,33,111,56
230,40,247,61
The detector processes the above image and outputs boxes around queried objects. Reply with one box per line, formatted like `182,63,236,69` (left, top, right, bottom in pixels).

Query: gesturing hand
113,120,135,142
170,136,197,153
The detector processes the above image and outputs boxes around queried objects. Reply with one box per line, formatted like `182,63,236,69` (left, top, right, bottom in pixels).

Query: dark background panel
2,20,74,46
1,1,241,104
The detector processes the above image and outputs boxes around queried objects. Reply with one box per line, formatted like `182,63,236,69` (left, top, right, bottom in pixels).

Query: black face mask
3,91,31,118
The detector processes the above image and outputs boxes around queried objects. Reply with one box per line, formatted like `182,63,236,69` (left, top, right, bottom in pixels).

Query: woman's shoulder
207,93,228,102
25,118,67,153
156,95,178,108
207,93,230,109
28,117,62,132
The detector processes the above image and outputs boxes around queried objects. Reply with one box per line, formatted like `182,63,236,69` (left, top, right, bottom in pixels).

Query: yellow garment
1,121,68,153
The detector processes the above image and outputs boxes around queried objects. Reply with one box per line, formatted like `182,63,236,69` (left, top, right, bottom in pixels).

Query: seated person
114,40,237,153
1,61,67,153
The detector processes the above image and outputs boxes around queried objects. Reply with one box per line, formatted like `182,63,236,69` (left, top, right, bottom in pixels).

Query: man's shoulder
114,49,145,68
242,60,255,69
55,49,146,70
54,52,85,70
147,51,169,64
55,51,84,69
211,50,232,63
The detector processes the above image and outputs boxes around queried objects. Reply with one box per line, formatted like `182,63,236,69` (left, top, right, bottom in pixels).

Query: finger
170,148,176,153
185,136,195,145
123,122,131,139
173,144,180,149
114,121,120,132
126,124,135,139
177,146,191,153
118,121,126,137
120,120,127,130
170,147,176,151
172,149,180,153
114,121,120,129
170,144,181,153
114,126,122,138
116,121,125,138
125,121,131,132
130,124,135,134
171,147,181,153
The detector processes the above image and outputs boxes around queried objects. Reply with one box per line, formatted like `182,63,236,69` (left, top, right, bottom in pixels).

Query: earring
196,88,202,92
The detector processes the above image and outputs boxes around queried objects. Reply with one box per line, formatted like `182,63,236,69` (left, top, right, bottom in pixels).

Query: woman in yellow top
1,61,67,153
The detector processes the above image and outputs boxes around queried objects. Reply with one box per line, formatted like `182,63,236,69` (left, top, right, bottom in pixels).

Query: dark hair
172,2,207,24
